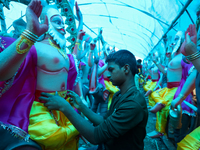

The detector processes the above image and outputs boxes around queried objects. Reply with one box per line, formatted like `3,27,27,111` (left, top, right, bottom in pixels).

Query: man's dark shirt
196,72,200,115
94,86,148,150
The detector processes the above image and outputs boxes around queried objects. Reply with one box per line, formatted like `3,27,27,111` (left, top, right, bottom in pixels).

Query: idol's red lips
60,28,65,32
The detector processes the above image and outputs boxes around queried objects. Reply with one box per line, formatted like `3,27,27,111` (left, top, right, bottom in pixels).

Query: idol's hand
39,92,69,111
181,24,197,56
26,0,48,37
171,97,182,109
84,37,91,50
90,43,96,51
75,2,83,22
97,28,103,39
77,30,85,40
67,90,84,110
152,52,158,63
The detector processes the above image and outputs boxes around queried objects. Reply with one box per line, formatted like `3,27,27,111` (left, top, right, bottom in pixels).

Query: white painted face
171,31,184,58
50,15,65,35
48,15,66,49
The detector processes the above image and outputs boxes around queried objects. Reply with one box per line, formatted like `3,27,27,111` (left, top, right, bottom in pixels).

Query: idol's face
173,35,180,45
50,15,65,35
166,46,172,58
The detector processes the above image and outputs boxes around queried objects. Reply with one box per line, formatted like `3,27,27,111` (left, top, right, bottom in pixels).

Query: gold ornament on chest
48,38,68,60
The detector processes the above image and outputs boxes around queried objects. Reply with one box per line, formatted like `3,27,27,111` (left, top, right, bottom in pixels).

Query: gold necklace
48,38,68,60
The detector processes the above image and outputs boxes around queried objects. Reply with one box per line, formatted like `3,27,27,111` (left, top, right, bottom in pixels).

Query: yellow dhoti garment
28,90,79,150
177,127,200,150
104,80,119,109
139,75,145,84
147,81,158,106
152,86,178,134
143,80,152,91
149,93,156,107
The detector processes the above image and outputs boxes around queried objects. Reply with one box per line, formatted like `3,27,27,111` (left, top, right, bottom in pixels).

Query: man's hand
26,0,48,37
39,92,69,111
77,30,85,40
67,90,84,110
181,24,197,56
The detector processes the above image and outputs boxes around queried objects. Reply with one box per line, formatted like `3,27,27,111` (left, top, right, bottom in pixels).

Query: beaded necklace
48,38,68,60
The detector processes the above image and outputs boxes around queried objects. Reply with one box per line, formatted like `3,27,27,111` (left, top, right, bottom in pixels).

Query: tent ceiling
77,0,200,59
2,0,200,59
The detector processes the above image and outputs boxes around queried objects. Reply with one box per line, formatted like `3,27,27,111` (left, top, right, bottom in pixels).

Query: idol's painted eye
52,20,61,25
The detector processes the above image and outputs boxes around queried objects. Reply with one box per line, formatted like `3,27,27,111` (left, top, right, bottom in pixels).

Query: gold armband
16,35,34,54
75,42,81,51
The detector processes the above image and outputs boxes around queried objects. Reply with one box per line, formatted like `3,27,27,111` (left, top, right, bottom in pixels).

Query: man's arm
79,102,104,125
39,92,104,145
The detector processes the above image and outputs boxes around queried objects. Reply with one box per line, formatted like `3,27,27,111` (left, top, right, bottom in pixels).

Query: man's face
50,15,65,35
107,62,125,86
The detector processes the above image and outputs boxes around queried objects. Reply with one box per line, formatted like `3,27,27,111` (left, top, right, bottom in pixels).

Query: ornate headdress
40,0,77,52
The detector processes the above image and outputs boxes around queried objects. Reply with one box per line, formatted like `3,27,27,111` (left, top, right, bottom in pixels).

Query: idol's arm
0,0,48,81
98,63,108,77
75,2,83,32
154,61,167,76
134,74,140,90
88,44,96,67
171,69,196,108
153,73,163,91
73,31,85,60
79,38,90,60
189,47,200,73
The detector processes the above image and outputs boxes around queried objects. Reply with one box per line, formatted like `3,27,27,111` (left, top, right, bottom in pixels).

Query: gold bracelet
16,35,34,54
22,32,37,42
75,42,81,51
24,30,38,39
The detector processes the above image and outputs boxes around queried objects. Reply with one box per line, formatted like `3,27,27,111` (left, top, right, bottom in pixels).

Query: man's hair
137,59,142,64
106,50,138,76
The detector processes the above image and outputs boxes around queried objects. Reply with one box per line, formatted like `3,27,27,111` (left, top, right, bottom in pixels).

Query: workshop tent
2,0,200,59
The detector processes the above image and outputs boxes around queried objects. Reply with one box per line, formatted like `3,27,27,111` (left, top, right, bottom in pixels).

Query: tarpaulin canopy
2,0,200,59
